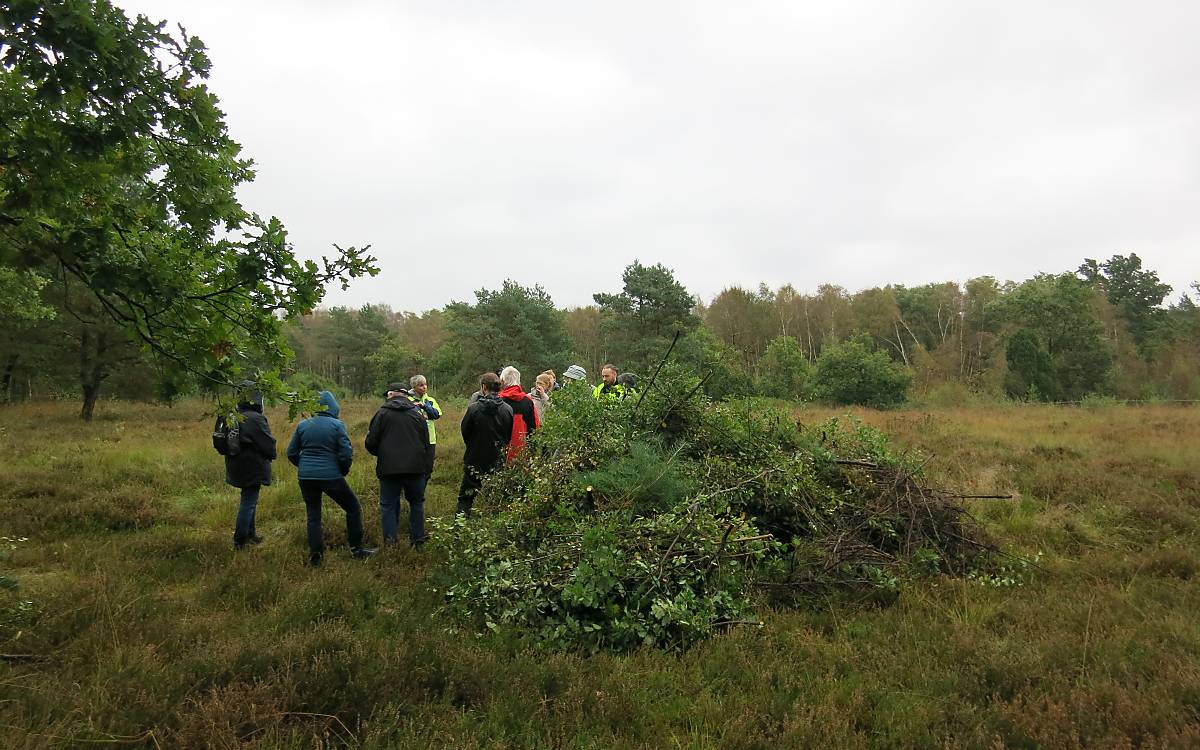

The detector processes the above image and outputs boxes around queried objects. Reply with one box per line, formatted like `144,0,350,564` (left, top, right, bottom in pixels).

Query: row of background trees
6,253,1197,414
2,3,1195,418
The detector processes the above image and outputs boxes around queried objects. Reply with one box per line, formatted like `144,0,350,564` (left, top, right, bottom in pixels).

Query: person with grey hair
498,365,539,460
407,374,441,493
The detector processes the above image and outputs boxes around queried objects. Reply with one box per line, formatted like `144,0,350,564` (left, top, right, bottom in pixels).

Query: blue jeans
379,474,425,544
298,478,364,554
233,485,260,545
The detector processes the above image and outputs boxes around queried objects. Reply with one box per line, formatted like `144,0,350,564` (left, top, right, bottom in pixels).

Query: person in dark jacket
287,391,376,565
225,384,276,550
498,366,539,461
457,372,513,517
365,382,431,546
617,372,638,399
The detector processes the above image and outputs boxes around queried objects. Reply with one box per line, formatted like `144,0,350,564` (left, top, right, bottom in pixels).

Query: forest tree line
4,253,1198,413
2,2,1195,419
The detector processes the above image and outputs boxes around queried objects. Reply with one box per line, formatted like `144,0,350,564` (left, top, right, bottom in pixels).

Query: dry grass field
0,398,1197,748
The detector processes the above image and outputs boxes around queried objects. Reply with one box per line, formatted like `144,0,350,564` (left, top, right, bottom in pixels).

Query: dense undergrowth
0,397,1197,747
436,367,1003,651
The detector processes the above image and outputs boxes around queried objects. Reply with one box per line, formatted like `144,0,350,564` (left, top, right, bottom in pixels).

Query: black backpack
211,414,242,456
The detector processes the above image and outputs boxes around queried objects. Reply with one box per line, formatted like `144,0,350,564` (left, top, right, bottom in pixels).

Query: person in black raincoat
225,384,276,549
457,372,513,517
365,382,431,546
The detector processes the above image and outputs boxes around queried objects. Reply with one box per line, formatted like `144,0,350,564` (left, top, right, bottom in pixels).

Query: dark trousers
456,465,492,517
298,478,364,554
421,444,436,493
233,485,260,544
379,474,425,544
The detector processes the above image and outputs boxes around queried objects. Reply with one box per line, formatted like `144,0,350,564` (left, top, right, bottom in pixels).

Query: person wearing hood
225,383,276,550
457,372,513,517
498,366,539,461
287,390,375,565
365,382,430,546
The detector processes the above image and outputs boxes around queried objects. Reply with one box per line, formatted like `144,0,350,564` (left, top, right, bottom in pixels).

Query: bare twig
635,329,682,410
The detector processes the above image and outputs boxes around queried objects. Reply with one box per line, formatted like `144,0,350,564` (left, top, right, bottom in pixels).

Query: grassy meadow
1,397,1198,748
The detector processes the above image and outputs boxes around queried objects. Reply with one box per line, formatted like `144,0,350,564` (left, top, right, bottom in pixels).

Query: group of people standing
221,363,635,565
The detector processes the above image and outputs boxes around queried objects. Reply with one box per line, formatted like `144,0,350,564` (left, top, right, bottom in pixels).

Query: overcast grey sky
125,0,1198,311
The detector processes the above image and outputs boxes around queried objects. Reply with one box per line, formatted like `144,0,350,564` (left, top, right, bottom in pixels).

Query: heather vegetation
1,399,1198,747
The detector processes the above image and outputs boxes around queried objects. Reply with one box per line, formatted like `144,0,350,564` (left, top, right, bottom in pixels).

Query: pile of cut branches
433,365,1002,651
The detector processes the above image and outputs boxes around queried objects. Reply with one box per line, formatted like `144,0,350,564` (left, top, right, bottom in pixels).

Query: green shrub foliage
755,335,816,400
814,334,913,407
433,366,995,651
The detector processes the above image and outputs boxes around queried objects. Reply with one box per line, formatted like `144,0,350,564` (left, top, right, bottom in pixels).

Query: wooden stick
635,329,682,410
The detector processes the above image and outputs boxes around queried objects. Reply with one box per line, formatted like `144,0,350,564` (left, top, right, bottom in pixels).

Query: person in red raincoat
498,365,539,461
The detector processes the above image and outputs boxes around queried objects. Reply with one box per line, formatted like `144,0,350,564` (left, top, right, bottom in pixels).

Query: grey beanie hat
563,364,587,381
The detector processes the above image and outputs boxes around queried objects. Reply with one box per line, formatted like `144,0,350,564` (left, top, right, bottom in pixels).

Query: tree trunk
803,305,816,362
78,328,109,421
1,353,18,403
80,381,101,421
890,322,910,366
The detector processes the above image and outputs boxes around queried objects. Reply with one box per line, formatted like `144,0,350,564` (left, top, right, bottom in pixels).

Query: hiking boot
248,535,264,545
308,552,323,567
351,547,378,560
411,534,429,549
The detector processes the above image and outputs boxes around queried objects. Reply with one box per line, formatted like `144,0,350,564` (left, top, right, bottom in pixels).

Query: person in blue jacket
287,391,376,566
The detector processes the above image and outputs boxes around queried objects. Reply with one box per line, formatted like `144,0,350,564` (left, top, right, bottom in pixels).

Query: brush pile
433,365,999,651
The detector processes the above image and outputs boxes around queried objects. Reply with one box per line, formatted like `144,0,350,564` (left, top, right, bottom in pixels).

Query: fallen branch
0,653,49,663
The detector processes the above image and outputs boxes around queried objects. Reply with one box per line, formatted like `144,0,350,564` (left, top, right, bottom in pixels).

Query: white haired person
498,366,539,461
407,374,441,494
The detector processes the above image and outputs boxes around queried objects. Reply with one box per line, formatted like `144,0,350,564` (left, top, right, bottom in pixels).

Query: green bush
814,334,912,407
755,335,815,400
432,365,995,652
